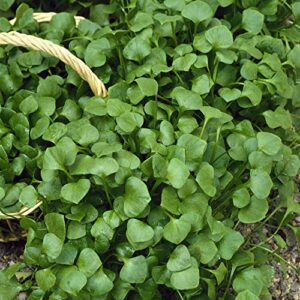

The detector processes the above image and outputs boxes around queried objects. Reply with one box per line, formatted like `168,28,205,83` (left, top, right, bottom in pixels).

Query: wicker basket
0,13,107,221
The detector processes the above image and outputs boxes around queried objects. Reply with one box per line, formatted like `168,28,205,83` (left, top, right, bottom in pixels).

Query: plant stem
209,126,221,163
151,179,162,194
212,164,247,211
248,210,288,251
153,93,158,128
171,22,178,46
222,267,235,299
177,291,184,300
194,22,199,35
157,94,172,103
173,70,186,87
117,45,126,78
234,220,240,230
256,245,298,272
200,119,208,139
243,205,281,246
103,181,112,207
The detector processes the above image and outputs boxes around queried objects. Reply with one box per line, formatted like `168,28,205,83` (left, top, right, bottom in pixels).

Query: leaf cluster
0,1,299,300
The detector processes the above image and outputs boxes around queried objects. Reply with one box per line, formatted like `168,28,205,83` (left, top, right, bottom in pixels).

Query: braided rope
0,13,107,221
10,12,85,26
0,31,107,97
0,202,42,220
0,13,107,97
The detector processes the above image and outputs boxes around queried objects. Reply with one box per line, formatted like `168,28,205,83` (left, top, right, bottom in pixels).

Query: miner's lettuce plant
0,1,300,299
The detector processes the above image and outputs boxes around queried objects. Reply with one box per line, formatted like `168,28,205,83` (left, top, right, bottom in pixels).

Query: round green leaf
257,132,282,156
163,216,191,244
58,266,87,296
19,185,38,208
67,119,99,146
45,212,66,241
177,134,207,161
129,12,153,32
249,151,273,173
199,106,233,123
86,269,114,296
61,179,91,204
241,60,258,80
124,177,151,217
236,290,260,300
123,36,151,63
77,248,102,277
238,196,268,224
173,53,197,71
288,45,300,69
42,122,67,144
161,187,181,215
177,115,198,134
43,233,63,260
36,269,56,292
232,188,250,208
67,221,86,240
19,95,38,115
120,256,148,283
188,234,218,264
208,262,227,285
167,245,191,272
42,141,73,173
61,99,81,121
70,156,119,177
107,98,131,117
192,74,212,95
263,107,292,129
30,116,50,140
219,88,241,102
205,25,234,49
117,111,141,133
171,87,203,111
167,158,190,189
241,81,262,106
196,162,216,197
160,120,175,146
135,78,158,96
84,96,107,116
103,210,121,229
170,257,200,290
218,228,244,260
233,268,263,296
126,219,154,249
84,38,110,68
91,217,114,241
250,169,273,199
242,8,264,34
0,0,14,11
182,0,213,23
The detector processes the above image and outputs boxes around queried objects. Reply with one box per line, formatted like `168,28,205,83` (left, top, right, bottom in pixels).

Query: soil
269,185,300,300
0,220,26,270
0,240,25,271
269,243,300,300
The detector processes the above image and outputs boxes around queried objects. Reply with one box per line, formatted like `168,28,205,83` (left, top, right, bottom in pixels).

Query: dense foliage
0,0,300,299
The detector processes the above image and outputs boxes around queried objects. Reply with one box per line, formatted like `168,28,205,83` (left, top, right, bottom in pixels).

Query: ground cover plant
0,0,300,299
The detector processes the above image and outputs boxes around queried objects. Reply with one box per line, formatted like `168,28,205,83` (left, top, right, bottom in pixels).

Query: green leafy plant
0,1,300,299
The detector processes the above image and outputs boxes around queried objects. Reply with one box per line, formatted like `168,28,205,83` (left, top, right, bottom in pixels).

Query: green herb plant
0,1,299,299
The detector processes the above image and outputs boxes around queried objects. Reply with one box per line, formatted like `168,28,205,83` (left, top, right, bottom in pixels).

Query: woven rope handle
0,13,107,97
10,13,85,26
